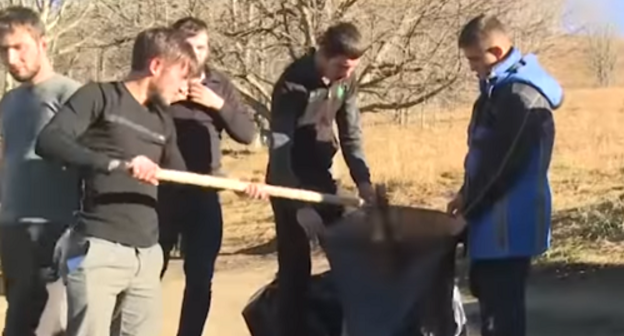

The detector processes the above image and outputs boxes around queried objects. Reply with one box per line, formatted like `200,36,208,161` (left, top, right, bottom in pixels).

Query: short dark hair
0,6,45,39
130,26,199,75
318,21,365,59
171,16,208,38
458,14,507,48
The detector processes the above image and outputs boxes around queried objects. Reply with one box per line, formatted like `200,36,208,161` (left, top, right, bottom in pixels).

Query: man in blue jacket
447,14,563,336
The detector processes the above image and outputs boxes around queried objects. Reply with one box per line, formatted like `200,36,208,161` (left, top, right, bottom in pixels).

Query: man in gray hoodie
0,6,82,336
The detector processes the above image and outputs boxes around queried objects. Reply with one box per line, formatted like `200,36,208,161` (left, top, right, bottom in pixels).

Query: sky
565,0,624,34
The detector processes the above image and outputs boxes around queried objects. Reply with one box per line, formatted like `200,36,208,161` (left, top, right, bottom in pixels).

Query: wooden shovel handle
156,169,365,207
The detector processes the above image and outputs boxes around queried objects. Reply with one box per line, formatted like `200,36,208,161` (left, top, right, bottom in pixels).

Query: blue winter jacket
462,48,563,260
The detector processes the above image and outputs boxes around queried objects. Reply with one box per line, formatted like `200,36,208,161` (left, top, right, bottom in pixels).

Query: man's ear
40,36,48,51
489,46,505,60
148,57,163,77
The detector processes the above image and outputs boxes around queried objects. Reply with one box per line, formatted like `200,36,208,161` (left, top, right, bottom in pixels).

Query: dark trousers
0,222,66,336
271,176,343,336
159,187,223,336
469,257,531,336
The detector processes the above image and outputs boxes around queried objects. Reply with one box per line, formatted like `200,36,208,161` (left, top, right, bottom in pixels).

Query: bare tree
0,0,564,120
208,0,468,118
198,0,565,126
585,23,619,87
497,0,564,53
77,0,210,80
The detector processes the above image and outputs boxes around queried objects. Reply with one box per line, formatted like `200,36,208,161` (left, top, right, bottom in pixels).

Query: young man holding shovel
35,27,196,336
448,14,563,336
266,21,376,336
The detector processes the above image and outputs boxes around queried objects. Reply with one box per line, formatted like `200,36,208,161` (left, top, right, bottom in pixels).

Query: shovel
155,169,464,266
156,169,464,229
156,169,409,244
156,169,365,207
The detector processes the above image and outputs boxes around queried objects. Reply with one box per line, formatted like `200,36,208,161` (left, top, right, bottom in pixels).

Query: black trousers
271,175,344,336
469,257,531,336
0,222,66,336
159,187,223,336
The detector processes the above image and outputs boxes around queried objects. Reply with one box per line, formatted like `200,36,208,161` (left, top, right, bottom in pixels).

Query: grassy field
216,36,624,264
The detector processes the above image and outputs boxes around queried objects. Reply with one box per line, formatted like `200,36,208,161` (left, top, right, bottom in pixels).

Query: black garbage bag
242,205,465,336
322,206,462,336
242,271,343,336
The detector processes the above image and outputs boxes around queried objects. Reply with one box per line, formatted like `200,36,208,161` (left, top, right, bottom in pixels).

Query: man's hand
446,193,467,236
449,214,467,236
357,182,376,205
127,155,160,185
296,207,325,246
237,182,269,201
188,80,225,110
446,193,464,217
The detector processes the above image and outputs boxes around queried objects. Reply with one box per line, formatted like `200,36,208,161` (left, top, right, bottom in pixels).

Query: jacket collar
200,65,222,86
479,47,523,96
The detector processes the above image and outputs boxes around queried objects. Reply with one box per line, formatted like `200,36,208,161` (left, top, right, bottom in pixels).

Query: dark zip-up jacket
168,68,257,175
265,51,371,188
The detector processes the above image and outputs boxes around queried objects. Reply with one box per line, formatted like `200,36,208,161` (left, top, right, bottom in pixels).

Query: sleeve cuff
99,157,122,174
353,172,372,186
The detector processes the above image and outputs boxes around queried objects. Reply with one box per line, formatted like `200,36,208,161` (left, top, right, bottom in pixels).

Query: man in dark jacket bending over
447,15,563,336
157,16,258,336
266,21,376,336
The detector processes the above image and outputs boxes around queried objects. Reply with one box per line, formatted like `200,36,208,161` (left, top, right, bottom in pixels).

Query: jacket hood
482,48,564,110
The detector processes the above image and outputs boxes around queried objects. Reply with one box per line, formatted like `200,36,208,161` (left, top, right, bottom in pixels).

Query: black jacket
266,51,370,188
168,68,257,175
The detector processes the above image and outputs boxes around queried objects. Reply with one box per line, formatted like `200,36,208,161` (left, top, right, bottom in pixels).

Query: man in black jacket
157,16,258,336
266,21,376,336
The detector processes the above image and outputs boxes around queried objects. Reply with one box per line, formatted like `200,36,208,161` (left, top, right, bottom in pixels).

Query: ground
0,256,622,335
161,256,624,336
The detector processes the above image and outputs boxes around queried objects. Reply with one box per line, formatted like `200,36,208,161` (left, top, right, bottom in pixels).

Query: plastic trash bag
242,271,343,336
53,228,71,279
36,279,67,336
322,205,465,336
453,284,467,336
243,205,468,336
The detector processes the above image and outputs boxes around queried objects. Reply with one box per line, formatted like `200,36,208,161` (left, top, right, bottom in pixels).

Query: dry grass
216,36,624,264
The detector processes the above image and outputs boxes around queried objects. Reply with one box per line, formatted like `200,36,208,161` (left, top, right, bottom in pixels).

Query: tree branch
295,0,316,48
50,3,93,42
360,75,458,113
333,0,362,21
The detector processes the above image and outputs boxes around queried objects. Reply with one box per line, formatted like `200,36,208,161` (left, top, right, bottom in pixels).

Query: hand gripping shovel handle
156,169,366,207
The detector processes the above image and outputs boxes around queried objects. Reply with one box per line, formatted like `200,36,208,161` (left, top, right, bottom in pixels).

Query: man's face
324,55,360,81
148,58,191,106
0,26,45,82
185,31,209,66
461,45,500,79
